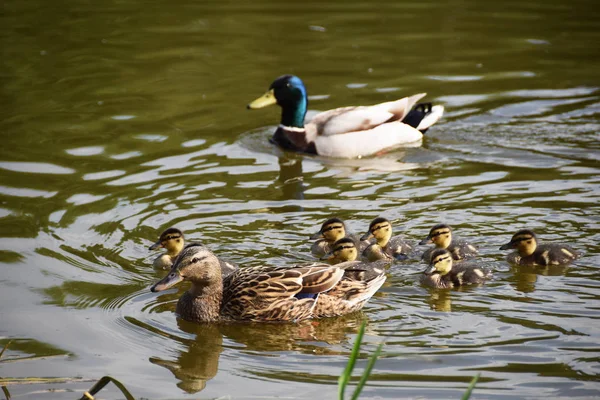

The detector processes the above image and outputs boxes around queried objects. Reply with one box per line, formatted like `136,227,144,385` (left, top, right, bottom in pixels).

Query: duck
150,243,386,323
247,75,444,158
320,237,391,282
499,229,579,266
149,228,238,277
360,217,412,261
310,217,371,258
420,224,478,263
421,248,491,289
149,227,185,270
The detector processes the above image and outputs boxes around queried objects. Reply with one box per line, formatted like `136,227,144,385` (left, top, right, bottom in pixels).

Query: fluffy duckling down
499,229,579,266
149,227,238,277
310,218,371,258
421,249,491,289
420,224,478,263
361,217,412,261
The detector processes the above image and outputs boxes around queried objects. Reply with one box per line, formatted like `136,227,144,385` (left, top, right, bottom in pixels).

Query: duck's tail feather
401,103,445,133
417,104,445,132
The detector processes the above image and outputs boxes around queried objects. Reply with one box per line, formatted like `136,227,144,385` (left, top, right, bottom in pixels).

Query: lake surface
1,0,599,398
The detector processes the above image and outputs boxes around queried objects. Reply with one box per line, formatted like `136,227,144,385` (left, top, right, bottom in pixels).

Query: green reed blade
461,373,480,400
350,342,383,400
78,376,135,400
338,321,366,400
1,386,11,400
0,341,12,360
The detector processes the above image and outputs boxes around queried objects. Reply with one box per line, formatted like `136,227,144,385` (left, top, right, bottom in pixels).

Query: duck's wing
221,265,344,321
307,93,427,136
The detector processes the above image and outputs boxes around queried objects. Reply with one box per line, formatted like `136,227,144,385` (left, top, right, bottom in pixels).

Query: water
1,0,599,398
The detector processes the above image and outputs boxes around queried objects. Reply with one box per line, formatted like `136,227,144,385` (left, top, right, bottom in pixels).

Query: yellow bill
247,89,277,109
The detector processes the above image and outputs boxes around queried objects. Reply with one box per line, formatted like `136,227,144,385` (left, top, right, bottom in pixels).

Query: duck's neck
280,97,307,128
176,280,223,323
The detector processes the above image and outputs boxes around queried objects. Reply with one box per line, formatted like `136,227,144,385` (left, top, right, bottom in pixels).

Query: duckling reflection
149,320,223,394
427,290,453,312
509,263,570,293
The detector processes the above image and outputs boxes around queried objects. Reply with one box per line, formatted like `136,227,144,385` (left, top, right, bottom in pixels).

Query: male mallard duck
149,228,238,277
360,217,412,261
247,75,444,158
151,243,386,323
499,229,579,266
421,249,491,289
310,217,371,258
420,224,478,263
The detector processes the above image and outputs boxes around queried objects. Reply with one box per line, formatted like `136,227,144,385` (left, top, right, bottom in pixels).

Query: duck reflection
149,320,222,393
149,313,364,393
510,264,570,293
276,150,420,201
426,289,453,312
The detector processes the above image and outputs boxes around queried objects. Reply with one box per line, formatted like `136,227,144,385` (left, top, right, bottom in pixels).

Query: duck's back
517,243,579,266
449,263,491,286
447,239,478,260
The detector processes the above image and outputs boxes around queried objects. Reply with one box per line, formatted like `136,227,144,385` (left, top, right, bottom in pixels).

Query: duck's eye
527,240,532,244
191,257,198,263
286,83,291,88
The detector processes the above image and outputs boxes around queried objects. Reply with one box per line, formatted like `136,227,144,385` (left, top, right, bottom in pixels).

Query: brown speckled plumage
151,243,386,323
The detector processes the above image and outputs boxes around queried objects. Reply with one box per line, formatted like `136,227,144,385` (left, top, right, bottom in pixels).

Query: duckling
360,217,412,261
420,224,478,262
310,218,370,258
421,249,491,289
247,75,444,158
151,243,386,323
320,237,391,281
149,228,238,277
150,228,185,270
499,229,579,266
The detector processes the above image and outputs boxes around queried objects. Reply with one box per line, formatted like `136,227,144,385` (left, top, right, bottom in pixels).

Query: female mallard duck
499,229,579,266
247,75,444,158
151,243,386,323
421,249,491,289
360,217,412,261
420,224,478,263
310,217,371,258
149,228,238,277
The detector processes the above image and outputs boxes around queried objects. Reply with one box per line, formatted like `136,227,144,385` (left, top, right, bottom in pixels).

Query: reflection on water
1,0,600,398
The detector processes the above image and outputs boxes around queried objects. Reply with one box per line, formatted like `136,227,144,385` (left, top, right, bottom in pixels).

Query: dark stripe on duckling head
332,237,357,251
429,224,451,236
369,217,389,232
512,229,536,242
430,248,452,265
320,218,345,233
160,227,183,241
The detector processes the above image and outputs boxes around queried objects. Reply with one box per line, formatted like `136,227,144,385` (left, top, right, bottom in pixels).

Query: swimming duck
149,228,238,277
149,228,185,270
499,229,579,266
310,218,371,258
247,75,444,158
150,243,386,323
420,224,478,263
320,237,391,281
421,249,491,289
360,217,412,261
